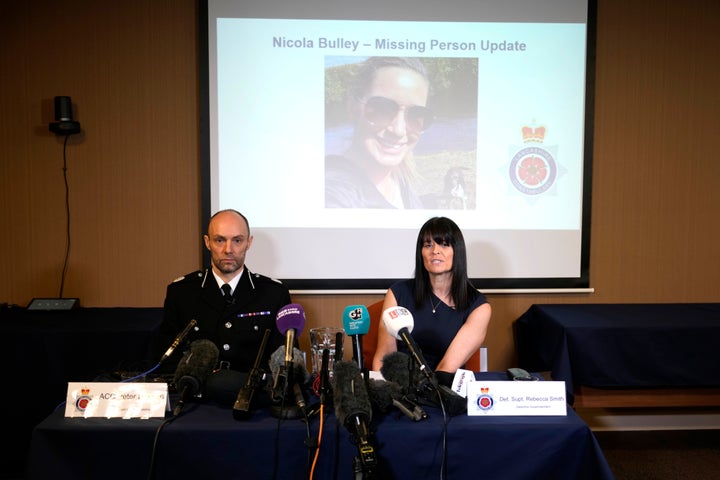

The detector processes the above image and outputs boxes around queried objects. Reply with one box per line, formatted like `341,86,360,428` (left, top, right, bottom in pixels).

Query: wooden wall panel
1,0,718,370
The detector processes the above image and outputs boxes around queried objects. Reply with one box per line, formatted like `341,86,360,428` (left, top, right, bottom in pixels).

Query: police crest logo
475,386,494,412
508,122,559,196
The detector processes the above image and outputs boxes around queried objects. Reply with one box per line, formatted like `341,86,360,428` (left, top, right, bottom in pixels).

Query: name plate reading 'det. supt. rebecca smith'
467,381,567,416
65,382,170,419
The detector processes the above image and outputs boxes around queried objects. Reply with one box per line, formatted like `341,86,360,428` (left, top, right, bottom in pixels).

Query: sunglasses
361,96,433,133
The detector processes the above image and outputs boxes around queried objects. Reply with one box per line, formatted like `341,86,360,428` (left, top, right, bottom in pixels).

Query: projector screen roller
200,0,596,292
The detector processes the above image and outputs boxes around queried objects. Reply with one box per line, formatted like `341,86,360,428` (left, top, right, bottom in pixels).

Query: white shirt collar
211,267,244,295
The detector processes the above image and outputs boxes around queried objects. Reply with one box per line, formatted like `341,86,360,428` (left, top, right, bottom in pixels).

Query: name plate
466,381,567,416
65,382,170,419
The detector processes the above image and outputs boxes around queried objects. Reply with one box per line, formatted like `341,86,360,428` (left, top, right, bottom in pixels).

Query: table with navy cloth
1,306,164,477
515,303,720,404
28,372,614,480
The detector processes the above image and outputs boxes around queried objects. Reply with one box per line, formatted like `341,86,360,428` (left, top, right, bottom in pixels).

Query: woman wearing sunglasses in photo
325,56,434,209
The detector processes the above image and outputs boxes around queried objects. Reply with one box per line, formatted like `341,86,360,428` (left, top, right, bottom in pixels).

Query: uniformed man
153,209,293,378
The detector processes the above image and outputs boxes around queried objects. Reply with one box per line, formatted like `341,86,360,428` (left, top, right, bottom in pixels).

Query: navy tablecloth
29,374,614,480
516,303,720,404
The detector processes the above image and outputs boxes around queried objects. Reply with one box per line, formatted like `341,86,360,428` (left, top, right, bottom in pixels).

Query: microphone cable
271,366,315,480
146,376,210,480
418,373,450,480
308,347,333,479
120,362,161,382
272,373,289,480
148,339,219,480
436,387,449,480
146,412,179,480
407,354,450,480
308,403,325,480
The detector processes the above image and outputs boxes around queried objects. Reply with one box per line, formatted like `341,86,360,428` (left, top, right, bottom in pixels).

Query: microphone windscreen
276,303,306,336
379,351,412,393
332,360,372,426
367,378,404,413
173,339,220,394
382,306,414,339
342,305,371,335
268,345,311,384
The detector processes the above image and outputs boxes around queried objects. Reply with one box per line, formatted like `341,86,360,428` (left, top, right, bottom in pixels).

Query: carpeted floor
594,429,720,480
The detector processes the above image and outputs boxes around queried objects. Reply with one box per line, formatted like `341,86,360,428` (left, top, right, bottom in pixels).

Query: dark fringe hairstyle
412,216,478,311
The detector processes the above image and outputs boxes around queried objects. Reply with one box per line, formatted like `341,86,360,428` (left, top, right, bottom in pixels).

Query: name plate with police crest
65,382,169,418
467,381,567,416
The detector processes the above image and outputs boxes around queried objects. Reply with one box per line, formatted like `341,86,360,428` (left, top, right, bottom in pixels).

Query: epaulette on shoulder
252,272,283,284
171,270,204,284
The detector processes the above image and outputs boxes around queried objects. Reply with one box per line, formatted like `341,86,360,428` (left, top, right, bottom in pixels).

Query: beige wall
1,0,718,371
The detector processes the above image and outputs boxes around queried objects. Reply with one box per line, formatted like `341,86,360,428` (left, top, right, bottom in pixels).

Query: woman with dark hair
372,217,491,380
325,56,434,209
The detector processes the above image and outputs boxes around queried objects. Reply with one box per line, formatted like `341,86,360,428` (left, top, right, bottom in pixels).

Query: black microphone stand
319,348,332,408
233,329,271,420
270,349,314,420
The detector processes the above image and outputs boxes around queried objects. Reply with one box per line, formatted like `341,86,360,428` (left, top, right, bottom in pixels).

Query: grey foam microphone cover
332,360,372,426
173,339,220,396
367,378,404,413
381,351,466,416
379,351,413,393
269,345,311,384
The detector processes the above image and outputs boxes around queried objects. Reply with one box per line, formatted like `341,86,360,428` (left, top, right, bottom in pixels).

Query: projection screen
200,0,596,293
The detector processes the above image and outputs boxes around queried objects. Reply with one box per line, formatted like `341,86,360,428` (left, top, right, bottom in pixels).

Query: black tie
221,283,233,304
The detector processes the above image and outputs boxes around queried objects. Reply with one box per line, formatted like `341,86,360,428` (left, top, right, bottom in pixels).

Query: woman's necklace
430,292,450,314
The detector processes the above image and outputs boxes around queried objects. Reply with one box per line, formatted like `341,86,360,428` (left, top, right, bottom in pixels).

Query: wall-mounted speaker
49,96,81,135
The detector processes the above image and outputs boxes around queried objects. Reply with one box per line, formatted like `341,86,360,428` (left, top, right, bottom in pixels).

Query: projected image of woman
325,57,433,209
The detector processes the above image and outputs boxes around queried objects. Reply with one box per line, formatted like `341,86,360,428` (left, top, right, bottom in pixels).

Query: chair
468,345,484,372
362,300,384,371
363,300,485,372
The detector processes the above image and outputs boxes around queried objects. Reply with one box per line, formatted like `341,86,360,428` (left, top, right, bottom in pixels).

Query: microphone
342,305,370,372
233,328,271,420
378,351,428,420
172,339,219,416
268,345,313,419
333,361,378,477
276,303,306,370
269,345,308,399
379,351,413,392
382,306,438,389
367,378,427,421
160,319,197,363
367,378,402,412
335,330,344,362
381,351,466,416
319,348,331,407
